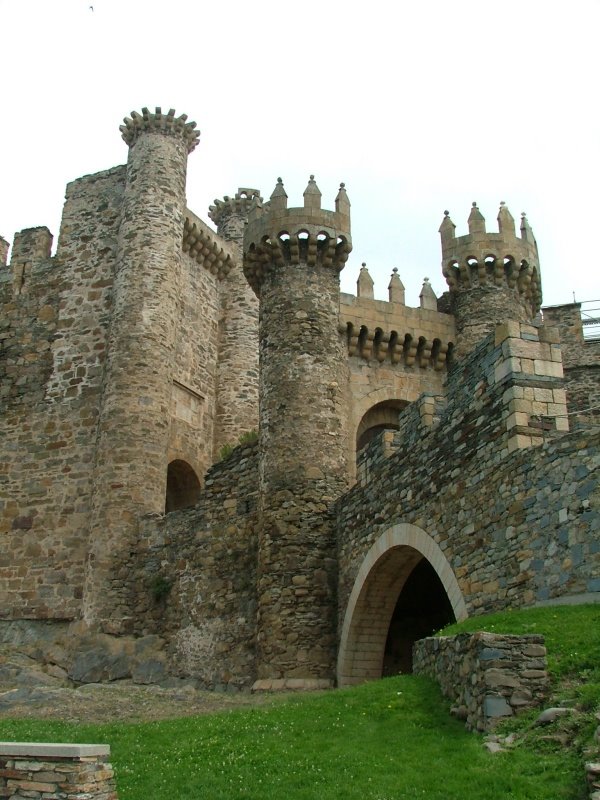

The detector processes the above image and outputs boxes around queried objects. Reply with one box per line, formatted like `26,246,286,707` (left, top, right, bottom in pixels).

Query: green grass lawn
2,604,598,800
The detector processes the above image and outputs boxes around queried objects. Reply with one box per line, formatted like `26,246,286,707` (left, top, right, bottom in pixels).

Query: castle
1,108,598,690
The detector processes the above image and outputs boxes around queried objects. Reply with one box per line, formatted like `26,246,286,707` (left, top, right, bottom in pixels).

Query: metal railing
580,300,600,341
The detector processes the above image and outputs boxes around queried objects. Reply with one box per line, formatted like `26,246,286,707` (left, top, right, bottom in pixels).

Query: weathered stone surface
0,111,598,696
535,706,575,725
414,632,549,731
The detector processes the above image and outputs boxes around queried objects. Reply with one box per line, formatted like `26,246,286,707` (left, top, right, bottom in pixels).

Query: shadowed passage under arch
165,459,201,513
337,523,467,687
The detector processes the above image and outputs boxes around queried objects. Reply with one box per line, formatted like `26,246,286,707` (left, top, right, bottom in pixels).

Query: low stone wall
0,743,117,799
413,632,549,731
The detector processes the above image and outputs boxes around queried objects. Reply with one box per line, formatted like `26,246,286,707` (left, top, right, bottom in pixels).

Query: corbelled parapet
440,202,542,356
120,106,200,153
243,177,352,295
208,188,263,229
440,202,542,315
182,216,233,278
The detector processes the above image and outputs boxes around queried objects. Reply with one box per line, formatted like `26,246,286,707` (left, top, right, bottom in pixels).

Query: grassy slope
2,605,598,800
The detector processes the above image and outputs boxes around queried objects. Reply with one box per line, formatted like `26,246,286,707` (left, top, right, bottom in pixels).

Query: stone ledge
0,742,110,758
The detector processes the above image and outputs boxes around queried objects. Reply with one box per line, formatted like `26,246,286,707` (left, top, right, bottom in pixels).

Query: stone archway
355,399,408,452
337,523,467,687
165,459,201,512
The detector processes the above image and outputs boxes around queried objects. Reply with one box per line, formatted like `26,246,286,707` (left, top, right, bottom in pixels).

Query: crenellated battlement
244,177,352,293
441,202,541,316
1,226,54,296
339,267,455,369
120,107,200,153
208,188,263,227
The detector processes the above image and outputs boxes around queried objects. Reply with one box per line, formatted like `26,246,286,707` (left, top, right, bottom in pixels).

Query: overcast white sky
1,0,598,308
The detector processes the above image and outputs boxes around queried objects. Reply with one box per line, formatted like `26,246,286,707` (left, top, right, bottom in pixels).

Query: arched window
356,399,408,453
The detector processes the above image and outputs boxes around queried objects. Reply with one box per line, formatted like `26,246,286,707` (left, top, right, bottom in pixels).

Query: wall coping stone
0,742,110,758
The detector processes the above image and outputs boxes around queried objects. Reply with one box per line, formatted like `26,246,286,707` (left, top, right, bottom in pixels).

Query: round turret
85,107,198,630
440,202,542,356
244,177,352,686
208,189,263,455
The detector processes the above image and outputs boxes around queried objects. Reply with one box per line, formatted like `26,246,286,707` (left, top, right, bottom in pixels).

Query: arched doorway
165,459,201,512
382,558,455,675
337,523,467,687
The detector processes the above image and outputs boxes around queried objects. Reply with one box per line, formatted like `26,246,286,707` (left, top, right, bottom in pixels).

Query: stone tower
84,108,199,631
209,189,261,455
244,177,352,686
440,202,542,356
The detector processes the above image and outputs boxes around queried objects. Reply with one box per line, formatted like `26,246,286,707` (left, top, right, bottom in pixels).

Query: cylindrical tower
440,202,542,356
209,189,261,455
244,176,352,687
84,107,199,630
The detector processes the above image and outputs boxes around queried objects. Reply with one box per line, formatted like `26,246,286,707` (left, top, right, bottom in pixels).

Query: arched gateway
337,523,468,686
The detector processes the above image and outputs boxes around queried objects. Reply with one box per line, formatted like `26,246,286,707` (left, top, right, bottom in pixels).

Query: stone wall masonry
337,323,599,634
129,442,259,689
542,304,600,424
85,115,194,630
412,632,549,731
0,168,126,621
210,194,260,457
168,243,220,482
0,743,117,799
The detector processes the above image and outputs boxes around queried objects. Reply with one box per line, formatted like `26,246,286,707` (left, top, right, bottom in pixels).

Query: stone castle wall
413,632,549,731
0,169,243,623
132,443,259,690
337,323,598,635
0,167,126,620
543,303,600,426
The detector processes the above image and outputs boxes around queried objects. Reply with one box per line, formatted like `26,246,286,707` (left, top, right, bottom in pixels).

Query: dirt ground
0,648,287,725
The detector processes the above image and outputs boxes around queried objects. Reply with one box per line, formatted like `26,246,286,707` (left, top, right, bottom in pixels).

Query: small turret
440,202,542,356
208,188,263,455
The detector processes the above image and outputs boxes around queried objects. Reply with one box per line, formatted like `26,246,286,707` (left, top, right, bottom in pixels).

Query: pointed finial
270,177,288,210
439,210,456,239
420,277,437,310
388,267,405,304
468,202,486,235
357,262,374,299
497,201,515,235
335,182,351,228
520,211,536,244
303,174,322,210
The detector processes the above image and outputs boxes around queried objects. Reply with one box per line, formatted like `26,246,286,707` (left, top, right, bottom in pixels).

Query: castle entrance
337,523,467,687
382,558,455,675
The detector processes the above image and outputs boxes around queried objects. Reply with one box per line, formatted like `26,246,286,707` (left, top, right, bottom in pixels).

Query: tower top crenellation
119,107,200,153
208,188,263,226
243,177,352,294
440,202,542,314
